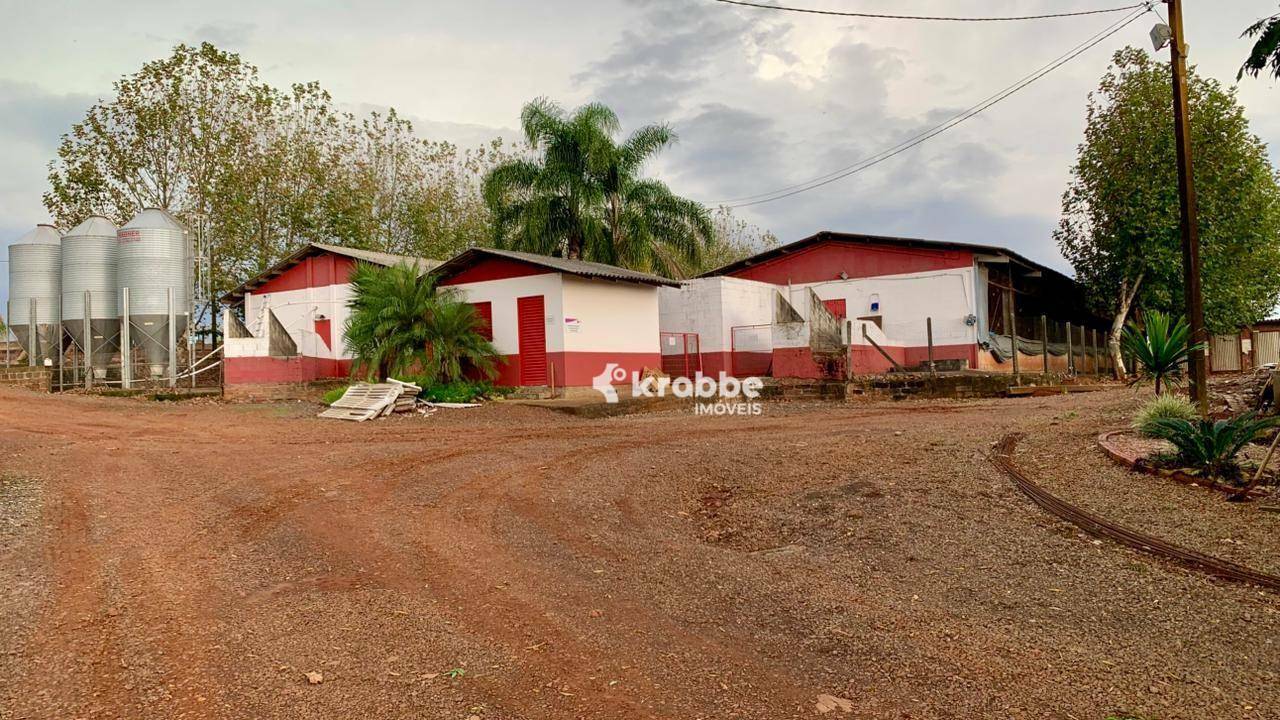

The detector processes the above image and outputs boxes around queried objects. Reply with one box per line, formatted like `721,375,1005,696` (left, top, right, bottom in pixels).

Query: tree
1056,47,1280,377
45,42,513,338
693,206,780,275
483,98,713,277
1239,6,1280,81
343,262,497,383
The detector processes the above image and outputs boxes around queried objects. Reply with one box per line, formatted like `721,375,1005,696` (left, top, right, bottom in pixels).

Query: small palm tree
1146,412,1278,484
344,262,498,383
483,97,712,277
426,295,497,383
1121,310,1203,395
344,262,439,381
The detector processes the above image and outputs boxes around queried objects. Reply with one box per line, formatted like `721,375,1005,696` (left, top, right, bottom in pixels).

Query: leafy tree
1240,6,1280,81
44,42,513,337
343,262,496,383
693,206,780,275
1056,47,1280,376
483,98,713,277
1121,310,1202,395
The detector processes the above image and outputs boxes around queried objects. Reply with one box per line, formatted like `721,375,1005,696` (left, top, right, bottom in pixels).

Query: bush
1144,412,1278,483
418,380,513,404
1132,394,1198,435
322,386,349,405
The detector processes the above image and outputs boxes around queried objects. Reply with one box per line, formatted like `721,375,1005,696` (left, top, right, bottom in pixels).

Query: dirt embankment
0,387,1277,720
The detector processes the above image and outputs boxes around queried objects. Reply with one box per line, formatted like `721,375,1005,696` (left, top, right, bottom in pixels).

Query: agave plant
1145,412,1278,484
1121,311,1203,395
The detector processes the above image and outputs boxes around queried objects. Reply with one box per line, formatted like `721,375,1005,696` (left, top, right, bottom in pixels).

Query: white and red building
660,231,1103,378
221,243,439,385
431,247,678,389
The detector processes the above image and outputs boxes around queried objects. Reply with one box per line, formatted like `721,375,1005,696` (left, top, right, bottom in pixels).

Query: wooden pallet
319,383,402,421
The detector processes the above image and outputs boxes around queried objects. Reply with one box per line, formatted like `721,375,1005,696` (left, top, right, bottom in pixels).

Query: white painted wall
561,277,660,352
242,282,355,359
442,273,566,355
661,268,975,354
783,267,978,348
659,277,776,353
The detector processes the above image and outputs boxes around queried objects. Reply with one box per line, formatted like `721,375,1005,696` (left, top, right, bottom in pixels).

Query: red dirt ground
1,387,1278,720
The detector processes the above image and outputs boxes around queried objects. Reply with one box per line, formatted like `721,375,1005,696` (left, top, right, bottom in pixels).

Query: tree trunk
1108,272,1144,380
565,233,583,260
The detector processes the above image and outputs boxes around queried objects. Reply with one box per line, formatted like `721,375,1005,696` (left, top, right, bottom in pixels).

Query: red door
517,295,548,386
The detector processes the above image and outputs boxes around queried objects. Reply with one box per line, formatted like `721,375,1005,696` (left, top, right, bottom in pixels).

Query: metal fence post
28,299,37,367
1040,315,1049,375
121,287,131,389
167,287,177,388
1065,321,1074,375
84,290,93,390
1004,289,1019,379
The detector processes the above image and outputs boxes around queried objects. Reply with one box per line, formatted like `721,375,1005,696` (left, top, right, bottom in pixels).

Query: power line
711,0,1150,22
715,6,1151,208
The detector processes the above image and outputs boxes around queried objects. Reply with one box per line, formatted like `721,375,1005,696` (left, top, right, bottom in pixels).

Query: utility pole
1165,0,1208,414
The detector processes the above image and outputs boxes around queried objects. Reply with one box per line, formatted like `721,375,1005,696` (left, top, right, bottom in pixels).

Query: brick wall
0,368,53,392
222,380,344,403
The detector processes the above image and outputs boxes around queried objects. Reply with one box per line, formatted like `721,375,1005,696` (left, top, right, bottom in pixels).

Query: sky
1,0,1278,316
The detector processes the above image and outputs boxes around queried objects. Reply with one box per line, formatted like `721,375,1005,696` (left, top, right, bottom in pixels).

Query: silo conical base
128,314,187,379
63,318,121,370
11,322,61,364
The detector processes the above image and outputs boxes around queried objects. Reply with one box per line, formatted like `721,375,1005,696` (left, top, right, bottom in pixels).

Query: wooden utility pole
1167,0,1208,414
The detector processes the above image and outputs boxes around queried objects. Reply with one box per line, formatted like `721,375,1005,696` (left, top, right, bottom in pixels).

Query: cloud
190,21,256,48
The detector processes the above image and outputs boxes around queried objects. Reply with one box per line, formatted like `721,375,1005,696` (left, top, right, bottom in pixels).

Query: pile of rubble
319,377,433,422
1209,363,1276,415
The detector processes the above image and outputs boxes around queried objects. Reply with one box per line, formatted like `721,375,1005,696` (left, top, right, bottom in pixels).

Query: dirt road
1,388,1277,719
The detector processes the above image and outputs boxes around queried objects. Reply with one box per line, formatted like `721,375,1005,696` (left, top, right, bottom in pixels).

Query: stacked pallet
386,378,422,415
319,383,403,422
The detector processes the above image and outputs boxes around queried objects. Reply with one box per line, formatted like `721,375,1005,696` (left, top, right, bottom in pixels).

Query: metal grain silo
117,208,191,378
61,216,119,373
7,224,62,365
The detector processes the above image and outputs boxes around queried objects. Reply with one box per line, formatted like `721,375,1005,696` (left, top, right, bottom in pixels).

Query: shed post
1065,322,1074,375
845,319,854,381
926,317,935,375
1004,288,1019,379
1040,315,1049,375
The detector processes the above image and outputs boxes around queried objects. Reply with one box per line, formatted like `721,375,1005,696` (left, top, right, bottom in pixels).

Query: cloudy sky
1,0,1278,313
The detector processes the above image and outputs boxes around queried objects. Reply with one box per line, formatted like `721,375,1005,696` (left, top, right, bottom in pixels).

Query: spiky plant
1132,393,1199,436
483,97,712,277
1121,311,1203,395
1145,412,1278,484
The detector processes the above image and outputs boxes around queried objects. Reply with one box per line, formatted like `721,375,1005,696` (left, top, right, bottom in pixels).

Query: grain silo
61,215,120,374
117,208,191,379
7,224,63,365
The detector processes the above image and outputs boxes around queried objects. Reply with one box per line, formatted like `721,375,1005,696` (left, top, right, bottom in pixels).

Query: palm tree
425,296,497,383
1121,310,1204,395
343,262,497,382
483,97,712,277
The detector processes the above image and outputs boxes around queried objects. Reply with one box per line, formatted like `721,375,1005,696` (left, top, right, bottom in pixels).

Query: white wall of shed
443,273,566,356
560,276,660,353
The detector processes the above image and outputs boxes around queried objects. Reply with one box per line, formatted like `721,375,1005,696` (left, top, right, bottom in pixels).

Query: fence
660,332,702,378
730,324,773,377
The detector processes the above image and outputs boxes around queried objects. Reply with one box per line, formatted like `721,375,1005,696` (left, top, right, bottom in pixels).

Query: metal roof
431,247,681,287
699,230,1077,286
221,242,442,305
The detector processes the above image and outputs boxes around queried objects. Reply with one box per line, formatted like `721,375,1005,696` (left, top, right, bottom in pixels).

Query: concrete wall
444,272,566,358
243,281,354,362
659,277,777,375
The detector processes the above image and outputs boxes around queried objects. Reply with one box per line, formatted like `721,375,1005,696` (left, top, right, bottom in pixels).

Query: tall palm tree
483,98,712,277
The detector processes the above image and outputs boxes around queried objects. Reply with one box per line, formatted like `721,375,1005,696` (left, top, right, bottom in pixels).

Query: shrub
420,380,498,404
1144,412,1278,483
1121,310,1203,395
322,386,349,405
1132,394,1198,435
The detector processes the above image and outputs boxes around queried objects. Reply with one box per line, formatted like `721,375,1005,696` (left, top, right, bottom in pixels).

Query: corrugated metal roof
432,247,681,287
221,242,442,304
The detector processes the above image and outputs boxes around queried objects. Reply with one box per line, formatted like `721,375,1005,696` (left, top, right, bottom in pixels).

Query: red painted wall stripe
726,238,973,285
439,256,554,286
